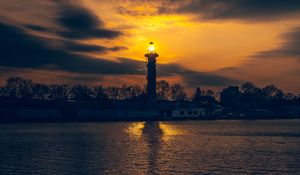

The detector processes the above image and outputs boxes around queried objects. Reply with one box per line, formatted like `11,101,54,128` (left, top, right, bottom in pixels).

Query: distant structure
145,42,158,104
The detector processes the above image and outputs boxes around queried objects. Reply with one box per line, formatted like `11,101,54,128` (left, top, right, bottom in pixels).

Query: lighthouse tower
145,42,158,104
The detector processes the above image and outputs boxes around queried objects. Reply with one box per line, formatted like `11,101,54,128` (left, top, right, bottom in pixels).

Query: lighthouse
145,42,158,104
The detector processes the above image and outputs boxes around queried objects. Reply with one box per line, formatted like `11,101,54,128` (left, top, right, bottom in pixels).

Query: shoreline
1,117,299,124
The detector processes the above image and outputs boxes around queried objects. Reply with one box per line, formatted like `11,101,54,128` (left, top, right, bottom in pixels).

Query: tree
69,85,93,101
49,84,68,100
106,86,120,100
220,86,241,110
284,93,295,101
205,89,215,97
5,76,33,99
94,85,108,101
192,87,202,103
262,84,284,110
0,86,7,98
156,80,170,101
169,83,187,101
32,83,49,100
240,82,263,109
120,85,144,100
201,89,217,113
120,85,132,99
241,82,260,94
262,84,283,99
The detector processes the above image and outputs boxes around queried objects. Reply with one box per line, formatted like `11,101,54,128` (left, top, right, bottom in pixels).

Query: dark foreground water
0,120,300,175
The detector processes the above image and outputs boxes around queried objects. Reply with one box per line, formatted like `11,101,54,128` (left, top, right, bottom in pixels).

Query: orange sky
0,0,300,94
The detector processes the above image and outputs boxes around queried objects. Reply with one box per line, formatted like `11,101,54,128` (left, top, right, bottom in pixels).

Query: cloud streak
0,23,139,74
64,41,127,53
253,26,300,60
117,0,300,22
175,0,300,21
157,63,239,86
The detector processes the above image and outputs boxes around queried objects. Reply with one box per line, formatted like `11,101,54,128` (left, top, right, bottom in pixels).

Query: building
171,108,206,119
145,42,158,104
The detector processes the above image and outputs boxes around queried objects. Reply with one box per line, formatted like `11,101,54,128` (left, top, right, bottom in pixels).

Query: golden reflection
126,122,185,141
159,122,185,141
141,122,161,174
126,122,145,138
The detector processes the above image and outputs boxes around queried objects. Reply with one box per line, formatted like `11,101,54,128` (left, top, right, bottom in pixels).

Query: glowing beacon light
148,41,156,54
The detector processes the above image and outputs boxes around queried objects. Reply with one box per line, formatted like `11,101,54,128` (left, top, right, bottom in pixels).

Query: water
0,120,300,175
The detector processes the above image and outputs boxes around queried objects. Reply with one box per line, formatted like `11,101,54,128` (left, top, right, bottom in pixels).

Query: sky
0,0,300,94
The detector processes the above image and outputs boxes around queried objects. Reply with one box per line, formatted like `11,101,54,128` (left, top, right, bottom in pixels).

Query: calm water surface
0,120,300,174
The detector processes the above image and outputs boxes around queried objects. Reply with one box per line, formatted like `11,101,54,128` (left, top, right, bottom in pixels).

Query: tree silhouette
240,82,262,109
169,83,187,101
192,87,202,103
220,86,241,110
48,84,68,100
120,85,144,100
69,85,93,101
262,84,283,99
94,85,108,101
261,84,284,110
284,93,295,101
0,86,7,98
5,77,33,99
241,82,260,94
32,83,49,100
156,80,170,101
204,89,215,98
106,86,120,100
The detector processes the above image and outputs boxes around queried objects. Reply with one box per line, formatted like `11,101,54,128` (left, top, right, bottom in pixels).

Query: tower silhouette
145,42,158,104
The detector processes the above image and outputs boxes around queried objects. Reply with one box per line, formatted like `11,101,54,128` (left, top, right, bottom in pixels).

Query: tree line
220,82,300,116
0,77,191,101
0,77,299,110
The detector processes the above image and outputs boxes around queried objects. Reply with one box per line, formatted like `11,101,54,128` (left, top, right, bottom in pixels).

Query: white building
171,108,206,118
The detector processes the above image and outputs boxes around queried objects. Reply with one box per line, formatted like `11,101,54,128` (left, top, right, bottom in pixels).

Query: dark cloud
182,71,239,87
64,41,127,53
0,22,140,74
0,22,237,87
18,2,125,54
157,63,239,87
58,4,102,30
158,0,300,21
253,27,300,59
57,4,121,39
58,29,121,39
25,24,50,32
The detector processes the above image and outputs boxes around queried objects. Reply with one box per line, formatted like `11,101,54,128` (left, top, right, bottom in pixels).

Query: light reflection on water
159,122,185,141
126,122,145,138
126,122,185,141
0,120,300,174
